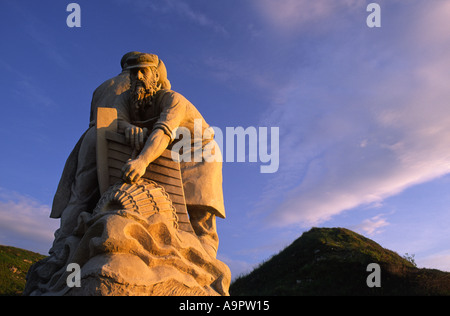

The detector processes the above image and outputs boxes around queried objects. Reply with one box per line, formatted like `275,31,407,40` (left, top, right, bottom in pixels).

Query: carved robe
115,89,226,219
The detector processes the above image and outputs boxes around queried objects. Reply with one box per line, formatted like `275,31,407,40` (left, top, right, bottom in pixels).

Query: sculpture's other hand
122,156,148,183
125,126,148,151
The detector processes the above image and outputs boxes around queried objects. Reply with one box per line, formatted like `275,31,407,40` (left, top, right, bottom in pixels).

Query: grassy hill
230,227,450,296
0,245,46,296
2,228,449,296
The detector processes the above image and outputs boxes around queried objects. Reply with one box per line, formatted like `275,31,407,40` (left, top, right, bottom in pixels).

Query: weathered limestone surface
25,180,230,296
24,52,231,296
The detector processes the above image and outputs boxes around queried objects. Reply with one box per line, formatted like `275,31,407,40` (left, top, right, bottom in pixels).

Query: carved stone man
115,53,225,257
24,53,229,296
49,52,171,252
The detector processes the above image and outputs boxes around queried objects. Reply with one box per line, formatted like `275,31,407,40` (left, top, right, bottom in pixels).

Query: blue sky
1,0,450,279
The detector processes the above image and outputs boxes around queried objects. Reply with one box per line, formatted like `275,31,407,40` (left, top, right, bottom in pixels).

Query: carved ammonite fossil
97,179,179,229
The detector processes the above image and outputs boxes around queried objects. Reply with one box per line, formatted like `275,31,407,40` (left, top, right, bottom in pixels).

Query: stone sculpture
24,52,230,296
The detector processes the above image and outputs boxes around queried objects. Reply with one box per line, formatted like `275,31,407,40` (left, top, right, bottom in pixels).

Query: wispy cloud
5,1,71,70
419,250,450,272
0,188,58,255
353,214,389,236
118,0,228,35
25,25,71,70
252,0,365,33
219,254,256,280
166,0,228,35
0,60,58,109
256,1,450,228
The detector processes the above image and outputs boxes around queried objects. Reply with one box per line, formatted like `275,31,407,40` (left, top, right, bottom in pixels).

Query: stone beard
130,67,160,120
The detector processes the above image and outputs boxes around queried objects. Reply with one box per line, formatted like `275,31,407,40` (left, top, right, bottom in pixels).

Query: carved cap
125,53,159,69
121,51,142,69
157,59,171,90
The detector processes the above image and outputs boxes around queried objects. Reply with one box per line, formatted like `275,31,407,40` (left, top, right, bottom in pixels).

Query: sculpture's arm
121,90,187,183
115,94,148,151
121,129,170,183
117,118,149,151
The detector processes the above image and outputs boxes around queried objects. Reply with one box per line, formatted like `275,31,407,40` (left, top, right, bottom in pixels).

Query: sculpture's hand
125,126,148,151
122,156,148,183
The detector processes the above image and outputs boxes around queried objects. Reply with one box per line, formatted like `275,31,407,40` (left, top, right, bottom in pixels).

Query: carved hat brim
125,53,159,69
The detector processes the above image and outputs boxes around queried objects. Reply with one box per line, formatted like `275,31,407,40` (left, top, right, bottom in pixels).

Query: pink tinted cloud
259,1,450,227
0,189,58,254
253,0,364,32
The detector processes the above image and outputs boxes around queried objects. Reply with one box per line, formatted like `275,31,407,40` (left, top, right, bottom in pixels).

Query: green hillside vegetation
230,227,450,296
0,245,46,296
1,228,449,296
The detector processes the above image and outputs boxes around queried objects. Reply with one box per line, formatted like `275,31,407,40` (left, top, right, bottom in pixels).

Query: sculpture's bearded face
130,67,160,117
